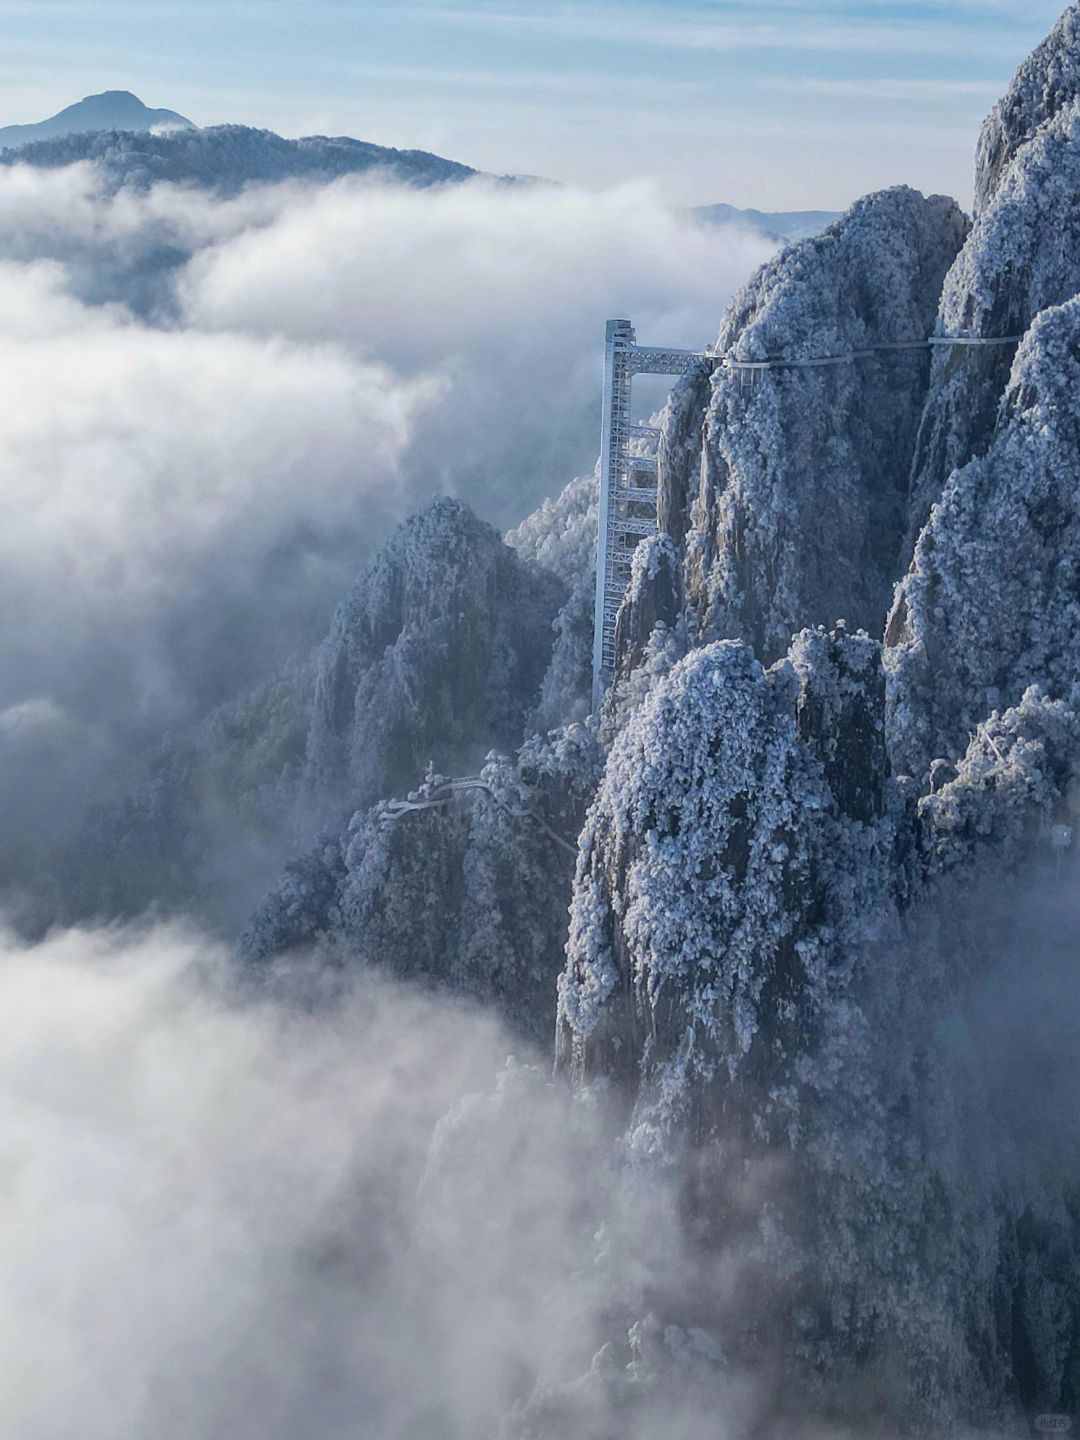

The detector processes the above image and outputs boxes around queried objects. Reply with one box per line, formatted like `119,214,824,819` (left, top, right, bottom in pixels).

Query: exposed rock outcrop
613,534,683,681
975,2,1080,213
305,497,566,824
50,498,566,933
558,634,898,1139
907,96,1080,544
245,726,601,1041
888,299,1080,776
556,16,1080,1417
507,471,597,730
657,187,966,664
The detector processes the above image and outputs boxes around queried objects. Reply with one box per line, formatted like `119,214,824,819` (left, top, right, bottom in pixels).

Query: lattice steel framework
592,320,712,707
590,320,1022,708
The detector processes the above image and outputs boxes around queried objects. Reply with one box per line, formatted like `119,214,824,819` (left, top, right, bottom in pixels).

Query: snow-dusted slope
656,187,966,667
560,627,1080,1421
305,497,565,823
37,6,1080,1429
560,640,832,1115
49,498,566,934
887,298,1080,776
907,96,1080,544
244,726,600,1039
552,8,1080,1424
975,2,1080,212
507,471,598,730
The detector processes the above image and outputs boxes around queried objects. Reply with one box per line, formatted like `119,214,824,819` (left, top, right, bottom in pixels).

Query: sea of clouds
0,159,784,1438
0,921,737,1440
6,852,1080,1440
0,161,772,874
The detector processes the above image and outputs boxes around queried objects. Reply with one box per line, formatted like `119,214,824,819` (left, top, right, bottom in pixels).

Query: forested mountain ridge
1,120,485,193
693,200,839,242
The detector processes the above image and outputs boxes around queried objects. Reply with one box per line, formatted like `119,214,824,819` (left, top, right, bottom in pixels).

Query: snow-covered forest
5,5,1080,1437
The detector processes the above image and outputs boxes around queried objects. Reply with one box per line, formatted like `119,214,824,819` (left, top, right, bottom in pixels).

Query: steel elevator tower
592,320,713,708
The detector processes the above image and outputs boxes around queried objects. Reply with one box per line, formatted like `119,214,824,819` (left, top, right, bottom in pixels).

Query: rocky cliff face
554,6,1080,1425
887,298,1080,777
506,471,597,730
305,497,566,825
50,497,566,935
13,10,1080,1436
975,3,1080,213
559,631,901,1154
244,727,600,1041
655,187,966,666
125,6,1080,1428
906,95,1080,548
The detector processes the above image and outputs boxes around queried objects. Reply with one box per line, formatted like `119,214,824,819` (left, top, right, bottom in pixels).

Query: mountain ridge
0,89,195,148
693,200,840,241
1,92,834,232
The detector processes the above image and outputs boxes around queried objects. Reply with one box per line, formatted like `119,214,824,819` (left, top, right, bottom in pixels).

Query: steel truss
591,320,713,707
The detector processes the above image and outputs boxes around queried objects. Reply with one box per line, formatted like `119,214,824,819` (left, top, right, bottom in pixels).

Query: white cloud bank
0,259,432,719
0,162,773,865
0,916,821,1440
0,923,625,1440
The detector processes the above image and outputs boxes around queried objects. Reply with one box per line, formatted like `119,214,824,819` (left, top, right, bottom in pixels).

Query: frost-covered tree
560,616,1080,1423
560,641,845,1143
507,471,597,730
975,1,1080,213
908,38,1080,541
41,497,565,934
27,7,1080,1430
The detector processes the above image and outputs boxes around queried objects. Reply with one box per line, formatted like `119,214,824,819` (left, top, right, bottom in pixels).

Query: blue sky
0,0,1068,208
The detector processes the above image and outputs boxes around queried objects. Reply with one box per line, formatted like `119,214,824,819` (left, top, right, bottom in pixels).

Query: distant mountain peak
693,200,840,243
0,90,195,150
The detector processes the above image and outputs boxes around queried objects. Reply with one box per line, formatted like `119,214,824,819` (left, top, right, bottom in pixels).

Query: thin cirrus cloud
769,75,1005,100
398,0,1053,57
303,0,1060,205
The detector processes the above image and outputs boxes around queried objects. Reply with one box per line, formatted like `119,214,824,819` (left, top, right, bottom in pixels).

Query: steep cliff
561,632,1080,1422
656,187,966,665
48,498,566,933
506,470,597,730
888,299,1080,776
128,7,1080,1428
975,3,1080,213
554,9,1080,1425
907,96,1080,545
244,727,600,1041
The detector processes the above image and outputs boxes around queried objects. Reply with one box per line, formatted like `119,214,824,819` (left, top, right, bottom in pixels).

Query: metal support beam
591,319,713,708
